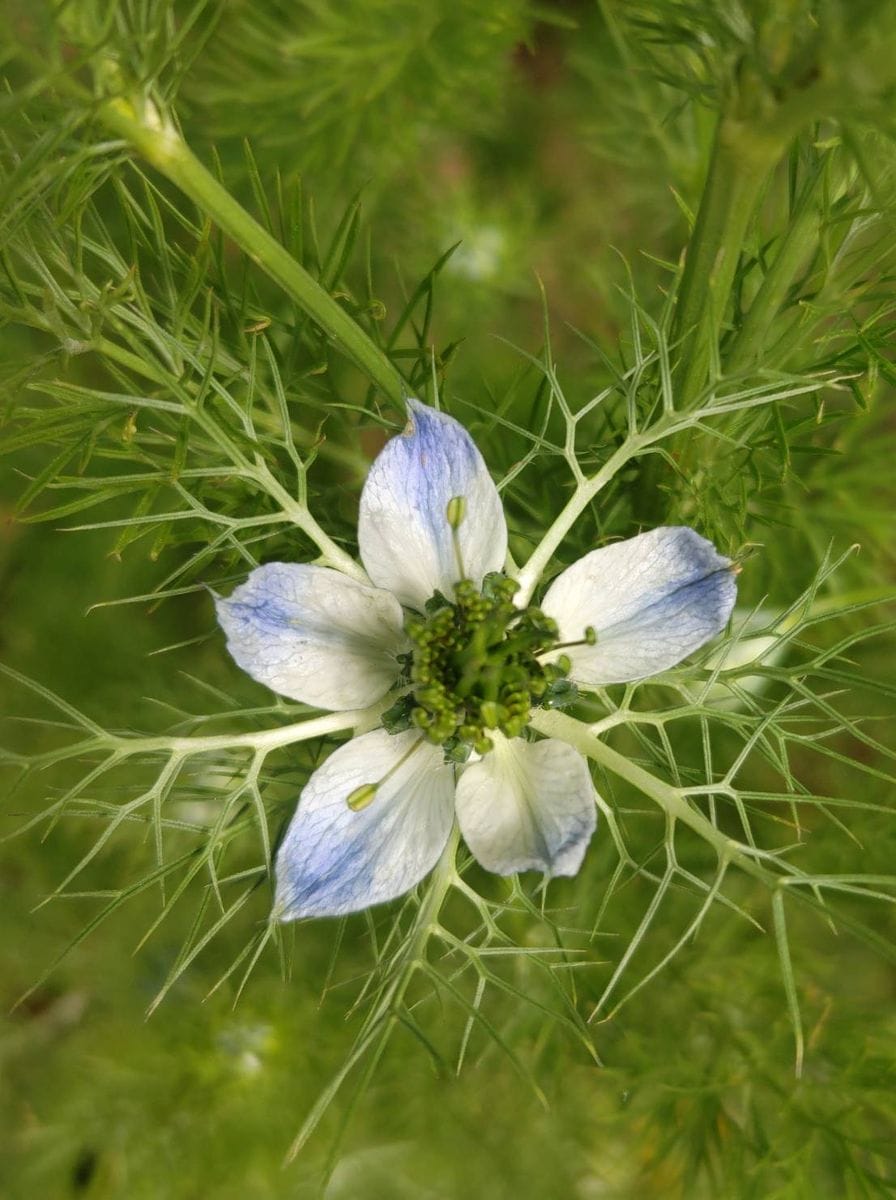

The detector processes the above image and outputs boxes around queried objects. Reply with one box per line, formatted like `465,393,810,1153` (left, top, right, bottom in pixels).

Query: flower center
383,573,576,760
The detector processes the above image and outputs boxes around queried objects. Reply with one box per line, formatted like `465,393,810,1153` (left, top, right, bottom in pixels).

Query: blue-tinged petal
454,734,596,876
216,564,406,710
541,526,737,686
358,398,508,611
274,729,455,919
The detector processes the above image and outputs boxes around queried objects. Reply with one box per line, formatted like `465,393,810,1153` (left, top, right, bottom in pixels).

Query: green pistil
403,572,573,757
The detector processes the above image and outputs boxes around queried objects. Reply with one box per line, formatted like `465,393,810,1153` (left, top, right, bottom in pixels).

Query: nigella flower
216,400,737,919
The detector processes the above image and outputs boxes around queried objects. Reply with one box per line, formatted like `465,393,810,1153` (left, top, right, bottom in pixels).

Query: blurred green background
3,2,896,1197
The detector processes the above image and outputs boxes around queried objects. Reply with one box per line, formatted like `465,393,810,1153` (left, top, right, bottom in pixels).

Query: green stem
673,113,783,404
96,98,405,406
725,159,826,373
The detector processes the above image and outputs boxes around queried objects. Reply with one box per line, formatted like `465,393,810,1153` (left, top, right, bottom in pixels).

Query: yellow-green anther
480,700,501,729
346,783,378,812
446,495,469,580
446,495,466,529
584,625,597,645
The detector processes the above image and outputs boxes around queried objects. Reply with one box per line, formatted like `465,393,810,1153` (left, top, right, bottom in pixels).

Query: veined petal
358,399,508,611
216,564,406,710
275,729,455,919
454,733,596,876
542,527,737,686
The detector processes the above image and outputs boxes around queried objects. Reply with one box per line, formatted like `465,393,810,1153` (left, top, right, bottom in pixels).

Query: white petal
454,734,596,876
275,729,455,919
542,527,737,686
358,399,508,611
216,564,406,710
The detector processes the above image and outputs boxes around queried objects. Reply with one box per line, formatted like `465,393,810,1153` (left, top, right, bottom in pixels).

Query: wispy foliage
2,2,895,1196
184,0,534,178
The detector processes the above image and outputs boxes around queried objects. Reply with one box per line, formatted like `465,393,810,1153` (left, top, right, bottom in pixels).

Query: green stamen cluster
401,573,572,759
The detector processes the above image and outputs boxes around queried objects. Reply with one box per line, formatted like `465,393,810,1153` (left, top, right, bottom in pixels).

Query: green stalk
673,112,783,404
96,98,406,406
725,159,826,373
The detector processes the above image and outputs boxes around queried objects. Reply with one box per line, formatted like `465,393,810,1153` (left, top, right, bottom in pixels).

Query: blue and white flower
216,399,737,919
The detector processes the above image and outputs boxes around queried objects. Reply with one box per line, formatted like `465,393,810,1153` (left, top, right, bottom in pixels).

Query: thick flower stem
724,159,827,373
530,709,774,888
672,113,783,405
95,97,406,407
